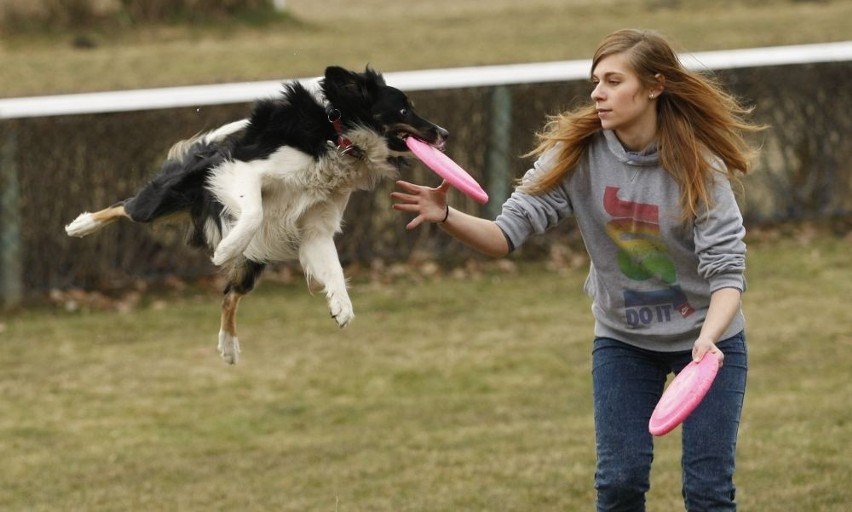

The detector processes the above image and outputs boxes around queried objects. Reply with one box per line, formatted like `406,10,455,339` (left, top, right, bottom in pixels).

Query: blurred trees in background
0,0,280,31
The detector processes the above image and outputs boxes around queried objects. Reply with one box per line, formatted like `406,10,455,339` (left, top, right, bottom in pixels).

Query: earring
649,94,655,99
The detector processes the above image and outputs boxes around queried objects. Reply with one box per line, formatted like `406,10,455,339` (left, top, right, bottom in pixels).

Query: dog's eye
399,108,408,117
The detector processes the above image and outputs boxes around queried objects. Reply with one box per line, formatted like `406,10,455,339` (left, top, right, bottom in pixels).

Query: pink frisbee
405,137,489,204
649,353,721,436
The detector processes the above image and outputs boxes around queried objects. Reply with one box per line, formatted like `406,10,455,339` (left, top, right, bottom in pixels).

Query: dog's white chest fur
206,128,397,266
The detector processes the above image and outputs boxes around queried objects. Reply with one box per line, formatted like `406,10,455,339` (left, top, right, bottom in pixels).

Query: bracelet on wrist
439,205,449,223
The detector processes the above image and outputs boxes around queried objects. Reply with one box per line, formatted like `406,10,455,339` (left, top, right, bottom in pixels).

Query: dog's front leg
211,173,263,266
299,235,354,328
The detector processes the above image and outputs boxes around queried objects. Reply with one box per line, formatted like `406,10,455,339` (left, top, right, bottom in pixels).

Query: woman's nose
591,84,604,101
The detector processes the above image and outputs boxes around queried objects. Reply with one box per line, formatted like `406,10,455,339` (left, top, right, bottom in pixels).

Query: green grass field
1,228,850,510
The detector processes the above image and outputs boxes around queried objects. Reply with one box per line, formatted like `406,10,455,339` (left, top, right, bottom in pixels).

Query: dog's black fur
66,66,448,364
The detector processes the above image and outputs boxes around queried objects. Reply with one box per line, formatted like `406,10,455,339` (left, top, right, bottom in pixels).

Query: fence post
485,85,512,220
0,126,22,309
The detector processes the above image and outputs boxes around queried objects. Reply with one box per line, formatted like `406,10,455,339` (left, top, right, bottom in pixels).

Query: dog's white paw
212,247,237,267
212,239,249,266
218,330,240,365
329,295,354,328
65,213,100,237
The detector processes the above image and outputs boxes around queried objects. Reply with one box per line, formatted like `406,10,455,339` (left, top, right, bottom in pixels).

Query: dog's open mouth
385,120,449,154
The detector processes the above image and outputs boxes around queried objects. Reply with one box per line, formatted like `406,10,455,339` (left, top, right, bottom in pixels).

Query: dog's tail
167,119,250,161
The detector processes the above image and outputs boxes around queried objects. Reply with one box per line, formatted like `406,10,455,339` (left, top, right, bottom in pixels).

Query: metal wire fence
0,60,849,299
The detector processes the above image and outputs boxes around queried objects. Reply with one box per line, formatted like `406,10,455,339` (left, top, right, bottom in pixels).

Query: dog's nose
436,126,449,141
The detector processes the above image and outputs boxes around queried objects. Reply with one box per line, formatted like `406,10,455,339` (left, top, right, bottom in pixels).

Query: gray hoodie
495,130,746,352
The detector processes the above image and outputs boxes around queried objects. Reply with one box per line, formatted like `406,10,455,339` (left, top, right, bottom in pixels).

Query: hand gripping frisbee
405,137,489,204
649,353,721,436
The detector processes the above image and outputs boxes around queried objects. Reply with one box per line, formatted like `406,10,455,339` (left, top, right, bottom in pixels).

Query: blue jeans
592,333,747,511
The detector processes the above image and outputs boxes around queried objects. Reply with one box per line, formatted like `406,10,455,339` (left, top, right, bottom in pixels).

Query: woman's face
591,52,661,149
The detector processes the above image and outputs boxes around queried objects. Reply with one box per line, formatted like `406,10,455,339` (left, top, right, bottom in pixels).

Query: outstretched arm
391,180,510,258
692,287,742,366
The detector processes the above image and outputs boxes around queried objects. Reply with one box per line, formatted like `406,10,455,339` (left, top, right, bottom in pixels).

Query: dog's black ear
324,66,358,85
363,66,386,87
323,65,385,102
324,66,369,98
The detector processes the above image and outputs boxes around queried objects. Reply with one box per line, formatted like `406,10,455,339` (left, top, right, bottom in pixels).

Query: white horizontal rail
1,41,850,120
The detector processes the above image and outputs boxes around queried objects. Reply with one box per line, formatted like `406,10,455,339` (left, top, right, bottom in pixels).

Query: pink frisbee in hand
405,137,489,204
649,353,721,436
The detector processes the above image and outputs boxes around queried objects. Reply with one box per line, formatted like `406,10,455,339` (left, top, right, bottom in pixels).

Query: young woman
392,29,764,511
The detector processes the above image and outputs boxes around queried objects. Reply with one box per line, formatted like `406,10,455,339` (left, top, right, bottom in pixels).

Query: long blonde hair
522,29,765,220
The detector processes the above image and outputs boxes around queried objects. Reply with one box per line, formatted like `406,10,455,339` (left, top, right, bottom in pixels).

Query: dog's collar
327,108,364,160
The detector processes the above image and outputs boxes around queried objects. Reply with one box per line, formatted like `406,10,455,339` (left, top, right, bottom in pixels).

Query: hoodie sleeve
693,172,747,293
494,147,574,251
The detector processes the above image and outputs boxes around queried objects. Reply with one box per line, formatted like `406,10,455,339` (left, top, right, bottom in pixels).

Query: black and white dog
66,66,448,364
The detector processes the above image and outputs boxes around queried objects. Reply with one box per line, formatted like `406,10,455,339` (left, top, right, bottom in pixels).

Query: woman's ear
650,72,666,98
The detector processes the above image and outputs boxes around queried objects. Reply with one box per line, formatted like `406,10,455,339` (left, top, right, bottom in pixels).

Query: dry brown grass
0,3,850,509
1,229,850,510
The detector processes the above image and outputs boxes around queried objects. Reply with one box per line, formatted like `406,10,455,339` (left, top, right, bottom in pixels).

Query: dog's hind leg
65,165,199,238
219,290,243,364
65,203,130,237
218,259,266,364
67,141,219,238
